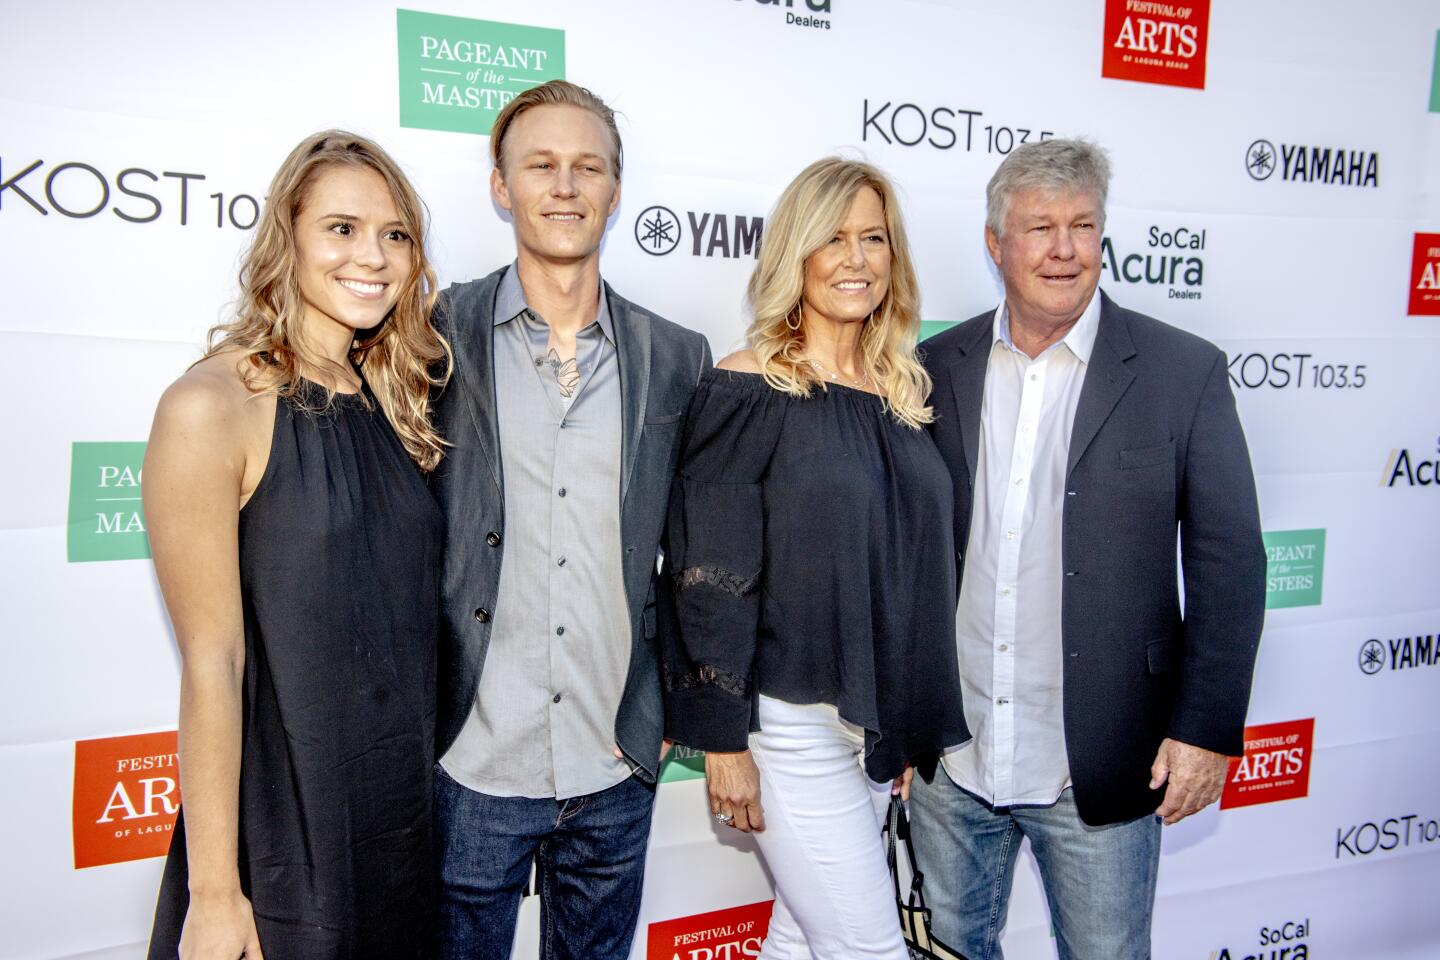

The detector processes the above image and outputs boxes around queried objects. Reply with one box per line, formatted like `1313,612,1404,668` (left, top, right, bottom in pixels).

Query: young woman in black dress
661,157,970,958
143,131,451,959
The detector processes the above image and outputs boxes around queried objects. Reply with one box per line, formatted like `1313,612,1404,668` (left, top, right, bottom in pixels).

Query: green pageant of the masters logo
918,320,959,342
1263,529,1325,610
659,745,707,784
67,442,149,563
396,9,565,136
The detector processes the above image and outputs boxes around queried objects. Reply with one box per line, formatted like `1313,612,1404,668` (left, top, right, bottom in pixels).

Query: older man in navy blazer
909,139,1265,959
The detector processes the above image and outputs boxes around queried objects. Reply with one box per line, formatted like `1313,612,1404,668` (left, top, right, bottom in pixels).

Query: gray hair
985,138,1111,237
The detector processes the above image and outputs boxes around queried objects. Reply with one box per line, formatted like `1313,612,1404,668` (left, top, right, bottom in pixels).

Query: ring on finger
713,811,735,824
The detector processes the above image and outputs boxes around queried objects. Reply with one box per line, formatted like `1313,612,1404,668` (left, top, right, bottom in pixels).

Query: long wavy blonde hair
746,157,932,429
204,130,452,470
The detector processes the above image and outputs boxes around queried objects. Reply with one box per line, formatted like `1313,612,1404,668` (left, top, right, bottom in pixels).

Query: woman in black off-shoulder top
660,157,970,960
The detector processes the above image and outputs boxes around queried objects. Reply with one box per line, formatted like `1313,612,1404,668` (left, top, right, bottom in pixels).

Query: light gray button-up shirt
439,264,633,800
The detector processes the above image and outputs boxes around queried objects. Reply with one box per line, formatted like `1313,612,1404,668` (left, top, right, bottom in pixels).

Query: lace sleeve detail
673,564,759,597
663,664,751,698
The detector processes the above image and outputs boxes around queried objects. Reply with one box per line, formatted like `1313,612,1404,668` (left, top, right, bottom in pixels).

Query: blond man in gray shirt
428,80,711,960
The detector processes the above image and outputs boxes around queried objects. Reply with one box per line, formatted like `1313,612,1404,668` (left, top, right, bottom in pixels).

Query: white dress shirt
940,292,1101,806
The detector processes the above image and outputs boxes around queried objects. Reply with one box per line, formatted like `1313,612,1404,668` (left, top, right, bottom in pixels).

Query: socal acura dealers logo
1245,138,1378,187
633,204,764,259
730,0,832,32
1383,437,1439,487
1208,919,1310,960
1100,224,1206,300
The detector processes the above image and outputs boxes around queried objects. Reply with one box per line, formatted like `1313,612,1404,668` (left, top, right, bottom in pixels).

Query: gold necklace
804,357,871,390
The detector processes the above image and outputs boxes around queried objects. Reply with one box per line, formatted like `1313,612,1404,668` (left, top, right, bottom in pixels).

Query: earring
785,304,802,331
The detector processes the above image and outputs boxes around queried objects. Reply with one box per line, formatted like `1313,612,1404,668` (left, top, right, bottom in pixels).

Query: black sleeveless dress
149,381,443,959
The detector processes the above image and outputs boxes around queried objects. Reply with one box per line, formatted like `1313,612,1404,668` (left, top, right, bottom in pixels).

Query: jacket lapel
451,272,504,494
1067,290,1137,478
946,316,994,485
609,284,651,505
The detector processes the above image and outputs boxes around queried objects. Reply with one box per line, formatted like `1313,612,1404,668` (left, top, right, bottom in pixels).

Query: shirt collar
991,288,1101,366
493,261,614,344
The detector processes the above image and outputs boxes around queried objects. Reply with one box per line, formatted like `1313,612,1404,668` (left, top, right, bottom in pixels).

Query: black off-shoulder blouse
659,368,971,781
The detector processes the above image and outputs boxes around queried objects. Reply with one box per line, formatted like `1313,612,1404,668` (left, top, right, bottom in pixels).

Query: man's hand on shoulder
1150,737,1228,825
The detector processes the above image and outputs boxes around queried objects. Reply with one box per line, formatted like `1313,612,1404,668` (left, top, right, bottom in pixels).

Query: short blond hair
489,79,622,179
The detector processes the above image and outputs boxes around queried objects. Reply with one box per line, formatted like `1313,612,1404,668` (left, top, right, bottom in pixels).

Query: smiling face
491,103,621,268
986,186,1102,336
294,164,412,345
801,185,892,329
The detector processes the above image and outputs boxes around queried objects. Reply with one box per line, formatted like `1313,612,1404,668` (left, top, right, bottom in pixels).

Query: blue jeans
434,765,656,960
907,770,1161,960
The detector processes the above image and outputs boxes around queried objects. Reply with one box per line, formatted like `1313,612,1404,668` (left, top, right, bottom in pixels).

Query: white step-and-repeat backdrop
3,1,1438,957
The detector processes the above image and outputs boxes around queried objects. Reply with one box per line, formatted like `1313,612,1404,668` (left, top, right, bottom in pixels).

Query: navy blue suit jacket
921,290,1265,826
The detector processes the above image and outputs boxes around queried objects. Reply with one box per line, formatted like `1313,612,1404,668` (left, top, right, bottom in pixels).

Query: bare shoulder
150,352,275,461
153,353,255,434
716,349,762,373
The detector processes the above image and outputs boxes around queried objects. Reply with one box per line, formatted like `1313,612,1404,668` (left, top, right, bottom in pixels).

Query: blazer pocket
1120,439,1175,470
645,411,685,425
1146,637,1181,674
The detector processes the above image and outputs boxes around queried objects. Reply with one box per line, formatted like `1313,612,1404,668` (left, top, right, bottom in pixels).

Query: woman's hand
705,750,765,833
892,764,914,802
179,889,263,959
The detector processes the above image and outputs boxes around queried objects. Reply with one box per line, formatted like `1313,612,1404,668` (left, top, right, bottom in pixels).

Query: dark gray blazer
430,266,712,782
922,290,1265,825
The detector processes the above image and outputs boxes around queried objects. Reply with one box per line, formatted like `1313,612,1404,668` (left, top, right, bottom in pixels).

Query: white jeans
749,695,908,960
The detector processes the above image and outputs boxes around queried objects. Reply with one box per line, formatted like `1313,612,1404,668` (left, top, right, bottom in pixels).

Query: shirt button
557,556,567,567
558,487,567,498
999,643,1009,652
1000,587,1012,597
1029,373,1038,381
556,625,566,636
486,531,502,547
552,693,563,704
1005,530,1016,541
996,697,1010,705
1015,477,1025,486
473,607,490,623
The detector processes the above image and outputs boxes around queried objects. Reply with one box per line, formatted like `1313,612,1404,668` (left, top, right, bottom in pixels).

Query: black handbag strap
886,795,929,912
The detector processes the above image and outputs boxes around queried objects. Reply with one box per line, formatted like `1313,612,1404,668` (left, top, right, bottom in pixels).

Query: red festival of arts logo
1102,0,1211,90
1409,233,1440,316
73,731,181,868
1221,718,1315,810
647,900,774,960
